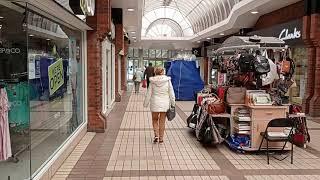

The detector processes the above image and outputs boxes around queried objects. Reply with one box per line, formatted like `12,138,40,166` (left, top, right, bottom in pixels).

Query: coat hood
150,75,171,87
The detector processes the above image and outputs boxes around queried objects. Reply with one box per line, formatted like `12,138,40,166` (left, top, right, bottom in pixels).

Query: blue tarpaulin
167,60,204,101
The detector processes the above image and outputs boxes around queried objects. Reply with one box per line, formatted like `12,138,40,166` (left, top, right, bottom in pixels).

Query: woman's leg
151,112,160,139
159,112,166,142
134,82,138,93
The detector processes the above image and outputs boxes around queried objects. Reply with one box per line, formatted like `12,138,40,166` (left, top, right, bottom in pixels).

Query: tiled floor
52,90,320,180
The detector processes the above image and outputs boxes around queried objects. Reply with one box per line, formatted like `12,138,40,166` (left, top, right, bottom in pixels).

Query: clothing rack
0,78,30,163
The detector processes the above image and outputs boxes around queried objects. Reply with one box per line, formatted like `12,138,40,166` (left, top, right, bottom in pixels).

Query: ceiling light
46,38,51,41
0,25,2,30
134,40,137,43
219,33,225,36
251,11,259,14
206,37,211,40
131,31,136,34
29,34,34,37
197,41,201,43
132,36,136,39
0,16,3,19
127,8,135,12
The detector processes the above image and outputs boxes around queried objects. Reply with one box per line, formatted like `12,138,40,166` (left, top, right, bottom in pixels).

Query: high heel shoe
153,137,159,143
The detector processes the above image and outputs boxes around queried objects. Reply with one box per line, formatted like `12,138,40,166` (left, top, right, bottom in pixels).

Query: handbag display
226,87,246,104
205,94,225,114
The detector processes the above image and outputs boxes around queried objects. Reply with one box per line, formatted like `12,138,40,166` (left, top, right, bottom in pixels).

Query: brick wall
253,1,304,30
115,24,124,101
308,14,320,117
86,0,111,132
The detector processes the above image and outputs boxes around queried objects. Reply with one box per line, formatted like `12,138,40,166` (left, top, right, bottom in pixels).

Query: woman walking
133,68,143,93
143,67,175,143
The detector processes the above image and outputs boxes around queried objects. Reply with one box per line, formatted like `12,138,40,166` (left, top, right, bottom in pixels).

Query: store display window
0,1,85,179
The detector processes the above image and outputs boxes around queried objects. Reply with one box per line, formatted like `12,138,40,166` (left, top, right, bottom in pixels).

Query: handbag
141,79,146,88
166,106,176,121
254,55,270,75
206,94,225,114
132,74,137,81
239,54,255,73
226,87,246,104
166,80,176,121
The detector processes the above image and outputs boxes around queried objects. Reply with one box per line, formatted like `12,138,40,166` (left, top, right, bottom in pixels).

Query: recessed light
127,8,135,12
0,16,3,19
197,41,201,43
219,33,225,36
132,36,136,39
46,38,51,41
131,31,136,34
206,37,211,40
251,11,259,14
29,34,34,37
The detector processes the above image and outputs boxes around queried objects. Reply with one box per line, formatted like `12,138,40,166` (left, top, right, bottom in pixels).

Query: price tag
48,59,64,95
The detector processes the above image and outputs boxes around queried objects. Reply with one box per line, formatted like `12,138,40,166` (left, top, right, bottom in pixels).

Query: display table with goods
186,35,310,153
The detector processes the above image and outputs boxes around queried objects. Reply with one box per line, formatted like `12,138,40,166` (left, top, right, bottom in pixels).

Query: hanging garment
0,88,12,161
7,82,30,128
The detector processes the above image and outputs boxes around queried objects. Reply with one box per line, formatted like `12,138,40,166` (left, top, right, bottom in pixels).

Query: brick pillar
121,40,129,91
86,0,111,132
309,14,320,117
302,15,315,114
203,57,209,85
115,24,124,101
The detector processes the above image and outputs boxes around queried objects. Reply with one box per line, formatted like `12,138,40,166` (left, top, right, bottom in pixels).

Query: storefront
0,0,90,179
249,18,306,105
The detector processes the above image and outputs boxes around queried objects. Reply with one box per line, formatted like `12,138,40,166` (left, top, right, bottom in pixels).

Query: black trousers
147,78,151,88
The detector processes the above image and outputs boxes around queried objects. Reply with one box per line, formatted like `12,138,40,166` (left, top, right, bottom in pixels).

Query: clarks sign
279,27,301,41
248,19,302,45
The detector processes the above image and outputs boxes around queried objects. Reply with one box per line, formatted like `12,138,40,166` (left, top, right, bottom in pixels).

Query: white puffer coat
143,75,176,112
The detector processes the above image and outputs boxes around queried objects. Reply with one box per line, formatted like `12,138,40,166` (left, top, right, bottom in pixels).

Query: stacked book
233,108,251,135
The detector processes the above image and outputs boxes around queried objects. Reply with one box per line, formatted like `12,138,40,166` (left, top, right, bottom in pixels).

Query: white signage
80,0,95,16
0,48,21,54
279,27,301,41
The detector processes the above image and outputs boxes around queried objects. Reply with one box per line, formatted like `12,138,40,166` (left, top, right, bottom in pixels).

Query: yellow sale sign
48,59,64,95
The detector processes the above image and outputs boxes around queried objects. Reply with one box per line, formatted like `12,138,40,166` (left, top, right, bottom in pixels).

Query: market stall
187,35,310,153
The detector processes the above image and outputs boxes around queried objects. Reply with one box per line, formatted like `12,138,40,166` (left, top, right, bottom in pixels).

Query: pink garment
0,88,12,161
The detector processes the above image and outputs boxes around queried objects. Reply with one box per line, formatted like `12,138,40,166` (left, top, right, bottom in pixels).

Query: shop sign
48,59,64,95
279,27,301,41
0,48,21,54
192,47,202,57
248,19,303,46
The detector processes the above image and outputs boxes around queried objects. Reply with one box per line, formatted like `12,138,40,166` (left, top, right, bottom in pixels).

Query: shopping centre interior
0,0,320,180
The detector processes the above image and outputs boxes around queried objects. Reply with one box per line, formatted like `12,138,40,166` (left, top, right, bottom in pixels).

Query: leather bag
206,94,225,114
254,55,270,75
239,54,255,73
226,87,246,104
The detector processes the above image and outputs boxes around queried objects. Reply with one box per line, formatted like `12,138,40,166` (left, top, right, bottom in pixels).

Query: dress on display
0,88,12,161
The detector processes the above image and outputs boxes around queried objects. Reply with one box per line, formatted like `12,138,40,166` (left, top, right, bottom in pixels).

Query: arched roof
142,0,242,37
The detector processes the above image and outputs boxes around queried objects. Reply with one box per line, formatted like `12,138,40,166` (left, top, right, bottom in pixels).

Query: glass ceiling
142,0,242,38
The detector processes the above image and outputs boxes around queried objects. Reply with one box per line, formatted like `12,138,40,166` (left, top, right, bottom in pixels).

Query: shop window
133,48,139,58
143,49,149,58
128,47,134,57
0,2,85,179
149,49,156,58
162,50,168,58
156,49,161,58
0,2,30,180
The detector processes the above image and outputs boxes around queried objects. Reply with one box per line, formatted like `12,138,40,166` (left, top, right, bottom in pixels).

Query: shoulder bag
166,80,176,121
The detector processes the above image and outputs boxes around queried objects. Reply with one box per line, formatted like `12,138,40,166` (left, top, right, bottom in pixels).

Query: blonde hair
154,67,165,75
